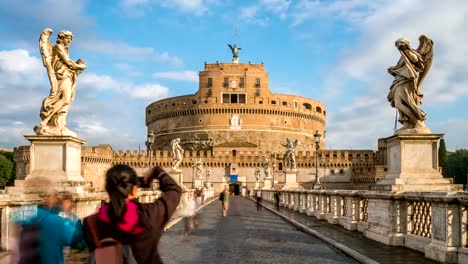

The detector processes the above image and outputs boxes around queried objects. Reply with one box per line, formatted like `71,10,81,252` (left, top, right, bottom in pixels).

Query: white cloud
152,70,198,82
79,40,183,67
240,0,291,25
291,0,382,26
120,0,216,16
260,0,291,19
80,72,170,101
319,0,468,150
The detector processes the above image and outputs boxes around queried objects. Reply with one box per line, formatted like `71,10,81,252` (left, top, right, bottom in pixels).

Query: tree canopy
0,155,14,187
446,149,468,187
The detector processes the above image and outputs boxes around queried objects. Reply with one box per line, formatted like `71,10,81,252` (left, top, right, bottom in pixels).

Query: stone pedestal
194,179,204,189
262,177,272,190
283,170,300,189
254,181,260,189
8,135,87,195
170,170,184,186
376,134,462,192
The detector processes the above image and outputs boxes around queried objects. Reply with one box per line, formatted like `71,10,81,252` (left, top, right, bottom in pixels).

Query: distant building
14,57,386,192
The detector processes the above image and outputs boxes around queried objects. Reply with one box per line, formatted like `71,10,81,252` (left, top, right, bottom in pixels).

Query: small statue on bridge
171,138,184,171
205,167,212,182
387,35,433,134
262,156,271,179
254,167,261,182
35,28,87,137
282,138,300,171
195,158,204,180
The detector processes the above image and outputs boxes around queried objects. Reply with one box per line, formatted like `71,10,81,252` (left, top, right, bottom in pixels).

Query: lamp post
145,131,155,168
313,130,321,189
272,160,276,189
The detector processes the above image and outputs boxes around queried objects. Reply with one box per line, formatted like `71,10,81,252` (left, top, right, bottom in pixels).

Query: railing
256,189,468,263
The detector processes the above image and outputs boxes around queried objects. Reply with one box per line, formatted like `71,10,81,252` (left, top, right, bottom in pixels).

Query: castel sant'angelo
14,48,386,193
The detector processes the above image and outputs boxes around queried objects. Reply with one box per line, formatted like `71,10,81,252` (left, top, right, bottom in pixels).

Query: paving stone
259,200,439,264
159,196,357,264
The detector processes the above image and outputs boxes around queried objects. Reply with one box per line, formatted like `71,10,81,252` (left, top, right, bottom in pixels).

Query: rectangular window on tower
230,94,238,103
207,78,212,87
223,77,229,87
240,77,245,88
239,94,246,103
255,78,261,88
223,93,230,103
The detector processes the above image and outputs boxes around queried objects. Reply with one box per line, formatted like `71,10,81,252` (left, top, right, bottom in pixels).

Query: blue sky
0,0,467,151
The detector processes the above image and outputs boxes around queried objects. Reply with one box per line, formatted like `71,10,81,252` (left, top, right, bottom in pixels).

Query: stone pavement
258,199,438,264
159,196,357,264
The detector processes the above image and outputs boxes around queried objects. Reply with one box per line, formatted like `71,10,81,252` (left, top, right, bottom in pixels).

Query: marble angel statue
387,35,433,134
171,138,184,171
282,138,300,171
34,28,87,137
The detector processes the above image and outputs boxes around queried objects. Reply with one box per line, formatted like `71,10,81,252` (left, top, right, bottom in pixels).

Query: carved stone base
376,133,463,192
169,170,184,186
194,179,204,188
262,178,272,190
25,135,85,183
282,170,300,189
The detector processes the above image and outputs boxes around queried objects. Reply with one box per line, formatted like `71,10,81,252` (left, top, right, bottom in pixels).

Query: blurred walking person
256,190,262,211
14,189,85,264
179,194,197,240
220,185,230,217
274,188,281,211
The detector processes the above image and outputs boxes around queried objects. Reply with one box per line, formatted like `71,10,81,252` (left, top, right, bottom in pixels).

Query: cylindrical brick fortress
146,62,326,152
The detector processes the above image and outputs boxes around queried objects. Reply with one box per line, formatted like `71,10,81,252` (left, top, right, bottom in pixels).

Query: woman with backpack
83,164,182,264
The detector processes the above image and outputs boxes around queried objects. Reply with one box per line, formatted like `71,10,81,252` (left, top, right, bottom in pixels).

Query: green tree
0,155,14,187
446,149,468,188
438,138,448,176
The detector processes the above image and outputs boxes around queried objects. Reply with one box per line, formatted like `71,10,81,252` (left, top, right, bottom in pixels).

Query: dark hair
105,164,138,222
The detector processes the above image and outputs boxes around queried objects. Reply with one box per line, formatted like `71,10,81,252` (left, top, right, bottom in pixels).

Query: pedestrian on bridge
220,185,230,217
256,190,262,211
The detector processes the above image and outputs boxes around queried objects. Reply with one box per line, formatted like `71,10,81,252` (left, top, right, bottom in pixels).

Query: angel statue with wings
262,156,271,179
227,44,241,58
282,138,300,171
34,28,87,137
171,138,184,171
387,35,433,134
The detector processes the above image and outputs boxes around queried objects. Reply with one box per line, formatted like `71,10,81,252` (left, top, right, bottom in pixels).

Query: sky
0,0,467,151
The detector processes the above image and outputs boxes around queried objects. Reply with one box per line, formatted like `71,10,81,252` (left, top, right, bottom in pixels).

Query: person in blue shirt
14,191,85,264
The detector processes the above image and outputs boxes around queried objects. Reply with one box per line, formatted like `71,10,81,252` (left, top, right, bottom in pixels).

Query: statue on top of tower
228,44,241,59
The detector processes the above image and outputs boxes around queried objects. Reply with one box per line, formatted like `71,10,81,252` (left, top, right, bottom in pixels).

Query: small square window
271,100,276,105
282,102,288,106
259,101,263,104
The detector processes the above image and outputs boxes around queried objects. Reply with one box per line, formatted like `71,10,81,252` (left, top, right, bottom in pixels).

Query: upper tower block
197,62,270,102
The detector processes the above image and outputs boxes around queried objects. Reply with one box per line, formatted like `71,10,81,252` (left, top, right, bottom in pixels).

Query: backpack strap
85,215,102,248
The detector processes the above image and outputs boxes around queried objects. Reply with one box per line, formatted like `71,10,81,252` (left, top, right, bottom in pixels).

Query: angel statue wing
227,44,233,51
39,28,58,93
293,139,300,148
415,35,434,88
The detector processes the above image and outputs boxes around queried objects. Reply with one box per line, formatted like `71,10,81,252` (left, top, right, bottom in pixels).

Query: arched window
278,162,283,171
316,106,322,113
232,150,237,157
303,103,312,110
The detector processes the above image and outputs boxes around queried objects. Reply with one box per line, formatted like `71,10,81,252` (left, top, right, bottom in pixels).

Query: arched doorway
229,182,241,195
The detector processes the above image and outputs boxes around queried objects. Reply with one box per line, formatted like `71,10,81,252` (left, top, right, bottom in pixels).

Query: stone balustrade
259,189,468,263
